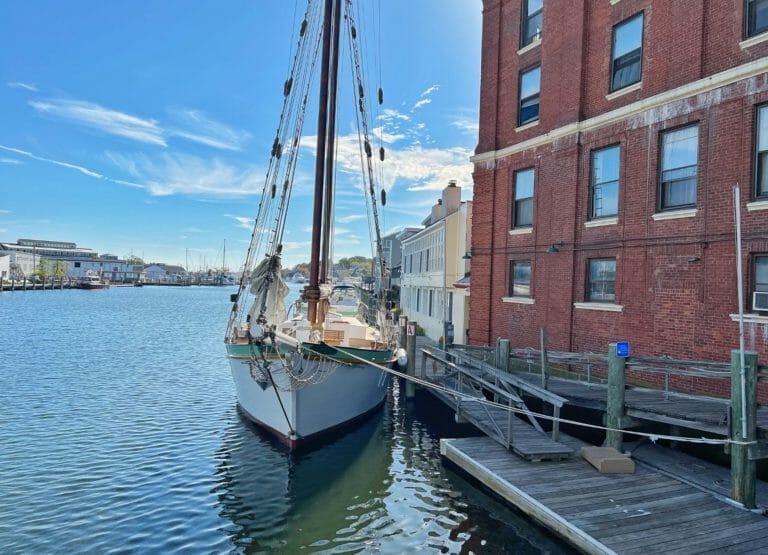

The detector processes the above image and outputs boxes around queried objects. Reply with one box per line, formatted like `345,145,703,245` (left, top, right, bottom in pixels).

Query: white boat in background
79,272,109,289
224,0,398,449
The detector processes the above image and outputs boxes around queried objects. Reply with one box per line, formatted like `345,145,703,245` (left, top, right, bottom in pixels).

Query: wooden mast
306,0,337,325
320,0,342,283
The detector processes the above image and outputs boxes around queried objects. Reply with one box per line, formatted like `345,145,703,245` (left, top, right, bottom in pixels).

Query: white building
143,264,187,284
400,181,472,344
0,239,143,282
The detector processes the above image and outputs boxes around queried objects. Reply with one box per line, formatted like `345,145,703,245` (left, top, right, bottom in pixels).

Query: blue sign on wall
616,342,630,357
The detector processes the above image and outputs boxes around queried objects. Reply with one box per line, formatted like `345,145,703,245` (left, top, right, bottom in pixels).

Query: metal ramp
421,348,573,461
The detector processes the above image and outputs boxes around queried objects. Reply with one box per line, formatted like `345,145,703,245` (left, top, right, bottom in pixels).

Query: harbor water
0,285,568,553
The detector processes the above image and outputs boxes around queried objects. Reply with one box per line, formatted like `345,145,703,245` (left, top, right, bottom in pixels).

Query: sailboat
225,0,399,449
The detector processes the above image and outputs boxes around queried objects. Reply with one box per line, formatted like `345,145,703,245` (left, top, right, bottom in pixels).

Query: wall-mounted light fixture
462,250,472,260
547,244,559,253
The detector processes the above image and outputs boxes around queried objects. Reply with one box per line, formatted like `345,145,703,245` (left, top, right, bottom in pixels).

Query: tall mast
320,0,342,283
306,0,340,325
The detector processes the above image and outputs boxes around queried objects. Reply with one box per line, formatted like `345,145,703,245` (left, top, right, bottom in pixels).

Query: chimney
442,180,461,216
430,198,443,224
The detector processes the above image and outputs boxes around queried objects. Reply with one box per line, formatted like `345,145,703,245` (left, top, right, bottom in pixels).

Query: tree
33,258,50,280
125,255,144,266
51,260,66,279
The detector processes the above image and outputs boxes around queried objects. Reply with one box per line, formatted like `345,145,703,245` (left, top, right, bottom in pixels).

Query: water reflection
213,381,569,554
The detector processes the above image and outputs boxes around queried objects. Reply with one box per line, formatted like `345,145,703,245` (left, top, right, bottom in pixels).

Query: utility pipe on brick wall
734,185,747,440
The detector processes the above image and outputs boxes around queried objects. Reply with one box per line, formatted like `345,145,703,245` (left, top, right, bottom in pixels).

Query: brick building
470,0,768,379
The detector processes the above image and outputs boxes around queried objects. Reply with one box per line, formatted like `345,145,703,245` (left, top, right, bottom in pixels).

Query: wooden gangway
419,347,573,461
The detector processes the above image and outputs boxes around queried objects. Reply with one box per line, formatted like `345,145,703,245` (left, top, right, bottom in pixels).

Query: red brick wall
472,0,768,399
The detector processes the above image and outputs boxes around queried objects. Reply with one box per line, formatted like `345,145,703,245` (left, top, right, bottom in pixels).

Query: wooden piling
406,320,416,398
730,349,757,509
605,343,626,452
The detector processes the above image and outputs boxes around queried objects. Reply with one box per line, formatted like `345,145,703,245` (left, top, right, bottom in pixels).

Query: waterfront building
0,250,34,280
470,1,768,375
374,228,421,302
0,239,142,282
400,182,472,344
143,263,188,284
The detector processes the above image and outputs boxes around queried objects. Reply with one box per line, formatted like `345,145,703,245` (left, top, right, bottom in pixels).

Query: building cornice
472,58,768,165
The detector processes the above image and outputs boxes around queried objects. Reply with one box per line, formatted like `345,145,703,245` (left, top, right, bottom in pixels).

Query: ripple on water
0,287,569,553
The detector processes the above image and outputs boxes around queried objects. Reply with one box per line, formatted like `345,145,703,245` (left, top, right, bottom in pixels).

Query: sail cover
248,255,290,325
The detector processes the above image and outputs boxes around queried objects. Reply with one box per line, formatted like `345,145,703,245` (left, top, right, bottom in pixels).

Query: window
513,168,535,228
509,261,532,297
746,0,768,38
74,262,81,268
521,0,543,48
590,145,620,219
425,249,430,272
659,125,699,210
587,259,616,302
755,105,768,198
416,289,421,312
610,13,643,92
518,66,541,126
428,290,434,316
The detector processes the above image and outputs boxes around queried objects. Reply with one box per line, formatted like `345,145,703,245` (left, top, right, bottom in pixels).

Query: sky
0,0,482,270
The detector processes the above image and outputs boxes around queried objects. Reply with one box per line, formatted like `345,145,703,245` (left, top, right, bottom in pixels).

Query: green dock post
731,349,757,509
406,321,417,399
498,338,510,373
605,343,626,452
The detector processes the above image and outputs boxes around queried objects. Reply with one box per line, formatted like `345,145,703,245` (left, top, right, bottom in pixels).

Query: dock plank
441,436,768,555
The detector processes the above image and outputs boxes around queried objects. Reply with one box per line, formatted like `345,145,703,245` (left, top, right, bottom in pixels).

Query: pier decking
442,435,768,555
408,339,768,553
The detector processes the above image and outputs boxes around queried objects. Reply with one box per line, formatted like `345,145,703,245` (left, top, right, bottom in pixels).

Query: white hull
228,355,389,447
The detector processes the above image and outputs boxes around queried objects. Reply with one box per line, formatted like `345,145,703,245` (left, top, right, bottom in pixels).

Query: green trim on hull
225,342,292,358
301,342,395,365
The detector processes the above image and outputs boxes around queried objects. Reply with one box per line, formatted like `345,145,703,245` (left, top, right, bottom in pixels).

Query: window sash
521,0,543,47
756,106,768,197
611,14,643,92
510,261,532,297
513,169,535,227
515,197,533,227
588,259,616,302
756,256,768,292
660,126,699,210
591,146,620,219
519,67,541,126
747,0,768,38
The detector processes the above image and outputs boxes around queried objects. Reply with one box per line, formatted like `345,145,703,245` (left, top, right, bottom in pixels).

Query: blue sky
0,0,481,269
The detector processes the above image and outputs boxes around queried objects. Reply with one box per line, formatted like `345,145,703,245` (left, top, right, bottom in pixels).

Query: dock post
399,315,407,349
406,321,417,398
540,328,548,389
605,343,626,452
730,349,757,509
498,338,510,373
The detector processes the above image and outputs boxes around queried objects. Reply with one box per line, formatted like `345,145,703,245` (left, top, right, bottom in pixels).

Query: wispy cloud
302,134,472,193
0,209,11,214
167,108,250,151
450,114,479,136
8,82,38,92
0,157,22,165
225,214,254,229
420,85,439,97
107,151,263,197
0,144,103,178
337,214,366,223
181,227,209,233
413,98,431,110
30,99,166,146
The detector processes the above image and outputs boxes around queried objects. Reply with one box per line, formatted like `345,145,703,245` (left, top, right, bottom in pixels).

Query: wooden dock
442,435,768,554
406,340,768,552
